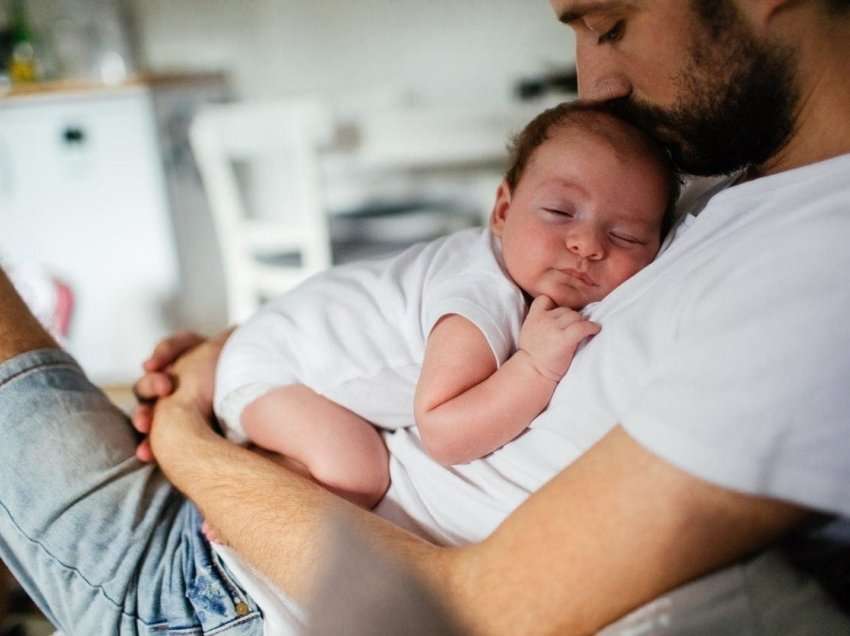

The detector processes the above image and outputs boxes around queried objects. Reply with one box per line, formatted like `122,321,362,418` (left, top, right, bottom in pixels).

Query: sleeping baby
209,101,679,531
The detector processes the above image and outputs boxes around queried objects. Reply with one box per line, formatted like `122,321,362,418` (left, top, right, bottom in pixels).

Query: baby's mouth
559,268,598,287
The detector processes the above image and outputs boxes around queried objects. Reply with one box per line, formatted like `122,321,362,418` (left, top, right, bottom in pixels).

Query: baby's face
491,125,668,310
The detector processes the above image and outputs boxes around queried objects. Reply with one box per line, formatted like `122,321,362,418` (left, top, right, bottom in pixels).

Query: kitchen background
1,0,578,387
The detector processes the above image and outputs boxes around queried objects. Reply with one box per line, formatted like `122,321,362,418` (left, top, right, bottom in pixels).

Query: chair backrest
190,98,334,323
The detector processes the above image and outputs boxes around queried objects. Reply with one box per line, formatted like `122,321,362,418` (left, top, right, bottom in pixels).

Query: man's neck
756,21,850,178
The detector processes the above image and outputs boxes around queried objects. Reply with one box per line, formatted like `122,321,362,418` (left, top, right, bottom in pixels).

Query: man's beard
608,5,800,176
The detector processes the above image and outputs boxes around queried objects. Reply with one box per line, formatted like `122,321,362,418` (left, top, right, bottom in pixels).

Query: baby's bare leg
241,385,390,509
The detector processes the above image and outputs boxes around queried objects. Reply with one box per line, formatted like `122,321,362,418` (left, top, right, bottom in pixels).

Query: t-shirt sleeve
422,272,526,366
621,250,850,515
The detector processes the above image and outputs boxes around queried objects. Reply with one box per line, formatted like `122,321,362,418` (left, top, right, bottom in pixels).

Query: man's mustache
604,97,674,140
603,97,699,173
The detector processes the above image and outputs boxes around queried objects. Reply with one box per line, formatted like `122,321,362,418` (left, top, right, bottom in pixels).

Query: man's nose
567,226,605,260
576,36,632,102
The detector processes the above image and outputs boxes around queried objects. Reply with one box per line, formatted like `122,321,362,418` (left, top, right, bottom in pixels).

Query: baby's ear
489,181,513,237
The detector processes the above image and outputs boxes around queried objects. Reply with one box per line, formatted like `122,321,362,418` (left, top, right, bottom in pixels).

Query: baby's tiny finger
553,307,581,323
529,295,556,314
569,320,602,342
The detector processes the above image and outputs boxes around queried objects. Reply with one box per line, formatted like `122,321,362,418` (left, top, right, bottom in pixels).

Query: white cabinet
0,78,227,383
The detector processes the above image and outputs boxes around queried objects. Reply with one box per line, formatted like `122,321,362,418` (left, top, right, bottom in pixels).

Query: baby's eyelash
543,208,575,218
610,232,644,245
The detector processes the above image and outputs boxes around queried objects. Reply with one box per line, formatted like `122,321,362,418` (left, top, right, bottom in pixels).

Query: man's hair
504,101,682,239
821,0,849,13
692,0,849,22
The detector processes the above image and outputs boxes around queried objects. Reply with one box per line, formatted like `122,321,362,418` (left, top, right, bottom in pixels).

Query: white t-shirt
218,153,850,635
214,227,526,438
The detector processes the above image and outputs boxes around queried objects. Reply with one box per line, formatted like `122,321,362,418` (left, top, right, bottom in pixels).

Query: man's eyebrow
557,1,619,25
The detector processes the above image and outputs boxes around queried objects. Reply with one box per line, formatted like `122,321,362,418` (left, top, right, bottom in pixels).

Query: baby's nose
567,229,604,260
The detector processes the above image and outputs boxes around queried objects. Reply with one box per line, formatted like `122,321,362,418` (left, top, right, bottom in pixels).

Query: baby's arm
414,295,600,466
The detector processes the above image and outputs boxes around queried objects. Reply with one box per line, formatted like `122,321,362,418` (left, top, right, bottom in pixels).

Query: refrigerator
0,74,229,384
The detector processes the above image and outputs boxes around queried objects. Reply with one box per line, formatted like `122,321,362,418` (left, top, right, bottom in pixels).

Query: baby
212,101,678,515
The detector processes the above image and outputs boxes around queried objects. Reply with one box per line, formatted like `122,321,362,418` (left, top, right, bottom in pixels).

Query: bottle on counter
8,0,40,83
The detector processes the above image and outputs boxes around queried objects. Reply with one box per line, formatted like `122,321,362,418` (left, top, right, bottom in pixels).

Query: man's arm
151,343,806,636
453,426,806,634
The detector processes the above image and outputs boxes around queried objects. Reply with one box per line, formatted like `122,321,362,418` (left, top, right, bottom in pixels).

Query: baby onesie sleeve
213,298,303,443
420,231,526,368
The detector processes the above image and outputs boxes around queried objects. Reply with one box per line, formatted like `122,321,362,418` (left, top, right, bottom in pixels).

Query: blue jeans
0,348,264,635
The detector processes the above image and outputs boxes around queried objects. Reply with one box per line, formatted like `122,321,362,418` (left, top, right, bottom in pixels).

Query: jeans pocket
182,506,263,635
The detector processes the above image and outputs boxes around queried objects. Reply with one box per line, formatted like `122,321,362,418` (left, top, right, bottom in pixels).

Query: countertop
1,71,228,102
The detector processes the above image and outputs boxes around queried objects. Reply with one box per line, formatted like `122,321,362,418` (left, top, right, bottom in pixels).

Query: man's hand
518,295,600,382
146,329,235,467
131,330,227,462
159,330,230,413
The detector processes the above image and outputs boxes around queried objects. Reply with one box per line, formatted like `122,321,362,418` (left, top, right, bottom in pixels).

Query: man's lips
559,268,598,287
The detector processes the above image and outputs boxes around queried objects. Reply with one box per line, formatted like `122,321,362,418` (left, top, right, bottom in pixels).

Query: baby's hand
518,295,601,382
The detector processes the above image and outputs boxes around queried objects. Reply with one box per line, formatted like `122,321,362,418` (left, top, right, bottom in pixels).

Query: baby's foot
202,519,226,545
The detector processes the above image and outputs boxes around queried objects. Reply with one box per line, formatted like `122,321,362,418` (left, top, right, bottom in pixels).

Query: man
0,1,848,634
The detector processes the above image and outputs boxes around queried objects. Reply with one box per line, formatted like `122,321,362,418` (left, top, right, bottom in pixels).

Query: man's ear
489,181,513,237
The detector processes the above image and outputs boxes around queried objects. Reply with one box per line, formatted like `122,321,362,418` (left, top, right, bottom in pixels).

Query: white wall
130,0,576,106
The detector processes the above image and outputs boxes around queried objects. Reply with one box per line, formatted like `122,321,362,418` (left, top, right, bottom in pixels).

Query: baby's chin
550,284,607,311
523,279,608,310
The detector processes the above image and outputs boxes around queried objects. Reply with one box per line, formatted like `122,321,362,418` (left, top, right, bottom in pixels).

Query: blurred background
0,0,578,383
0,1,577,632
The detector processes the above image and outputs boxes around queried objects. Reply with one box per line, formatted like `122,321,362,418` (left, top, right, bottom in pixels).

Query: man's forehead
550,0,633,24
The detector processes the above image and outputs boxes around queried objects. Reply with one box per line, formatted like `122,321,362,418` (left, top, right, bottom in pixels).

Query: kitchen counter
1,71,227,102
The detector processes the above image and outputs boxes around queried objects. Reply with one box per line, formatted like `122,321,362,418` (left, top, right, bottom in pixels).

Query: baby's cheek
607,257,647,290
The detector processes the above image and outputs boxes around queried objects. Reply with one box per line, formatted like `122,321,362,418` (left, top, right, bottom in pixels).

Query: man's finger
132,404,153,434
143,331,199,370
143,331,204,372
132,372,174,403
135,438,155,463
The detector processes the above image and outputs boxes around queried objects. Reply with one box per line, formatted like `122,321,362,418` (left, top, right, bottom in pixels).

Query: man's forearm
150,399,454,606
151,398,808,636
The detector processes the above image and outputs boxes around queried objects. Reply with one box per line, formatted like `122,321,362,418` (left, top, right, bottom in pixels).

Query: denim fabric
0,348,264,635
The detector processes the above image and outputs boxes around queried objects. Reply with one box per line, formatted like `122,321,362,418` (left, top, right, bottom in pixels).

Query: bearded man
1,1,849,634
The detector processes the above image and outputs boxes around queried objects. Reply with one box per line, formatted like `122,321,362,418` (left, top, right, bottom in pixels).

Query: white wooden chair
190,99,334,323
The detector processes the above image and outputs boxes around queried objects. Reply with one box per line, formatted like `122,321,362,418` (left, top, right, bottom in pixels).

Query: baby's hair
504,101,682,239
